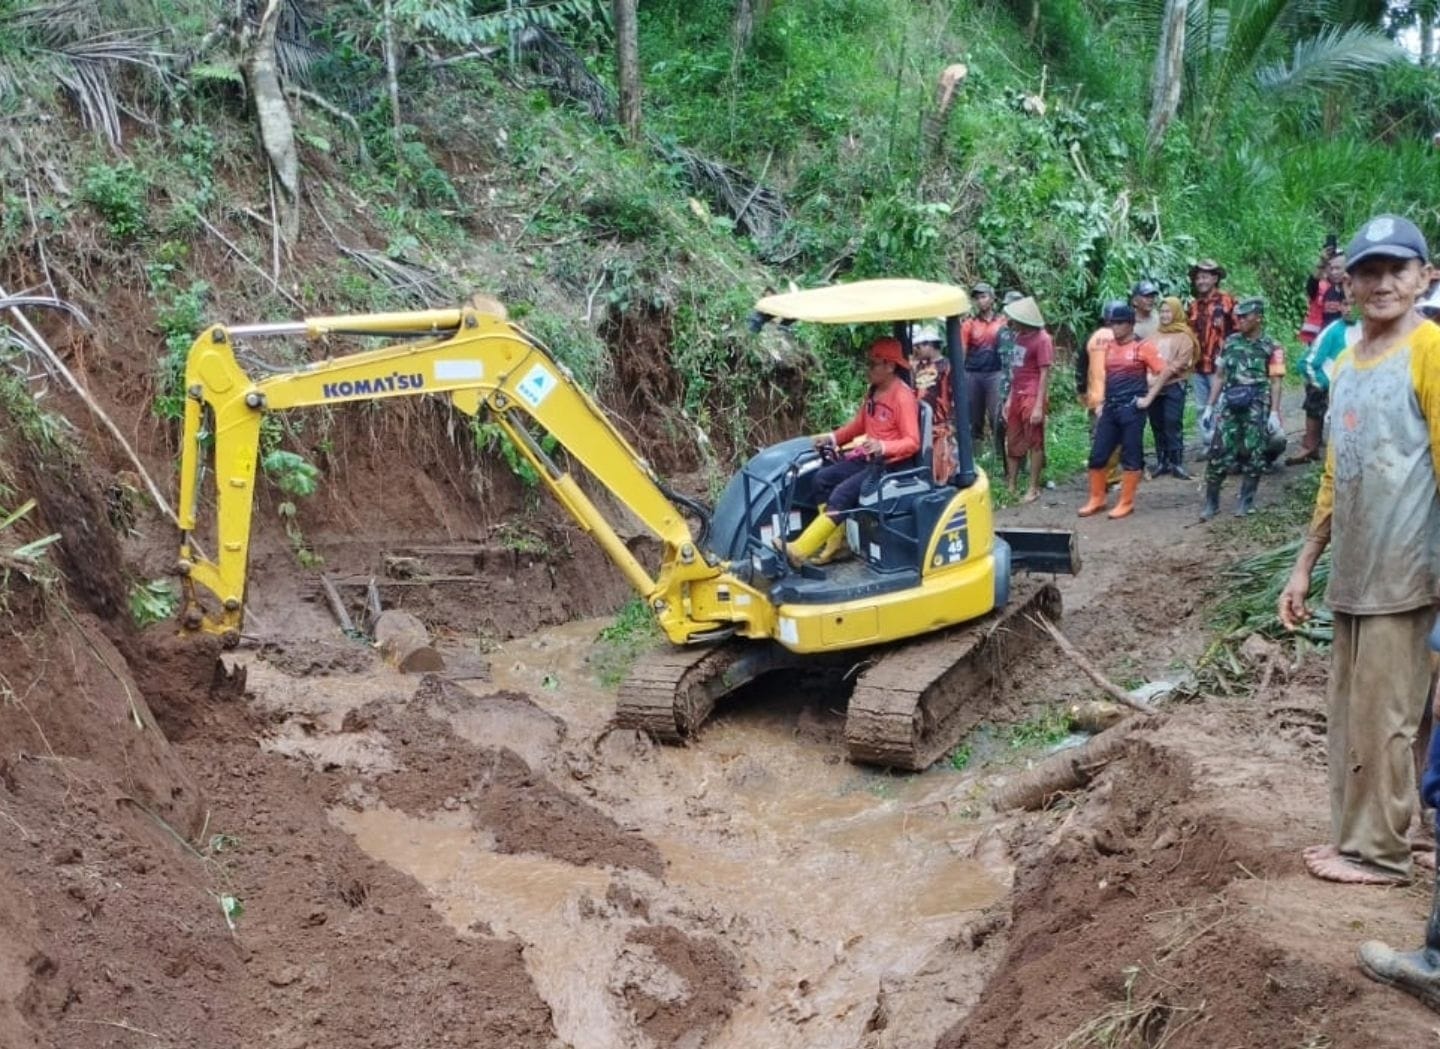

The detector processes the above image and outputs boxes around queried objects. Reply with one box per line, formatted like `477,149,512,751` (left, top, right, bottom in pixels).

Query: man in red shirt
1186,259,1236,429
782,338,920,565
1001,296,1053,504
961,282,1007,447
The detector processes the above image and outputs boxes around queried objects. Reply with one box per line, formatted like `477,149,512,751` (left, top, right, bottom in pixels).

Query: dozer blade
844,581,1063,770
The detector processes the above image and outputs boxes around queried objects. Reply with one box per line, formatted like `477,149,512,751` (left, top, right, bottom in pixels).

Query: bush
80,162,150,239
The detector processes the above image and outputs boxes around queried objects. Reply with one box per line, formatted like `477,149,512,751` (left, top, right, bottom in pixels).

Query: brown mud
5,355,1440,1049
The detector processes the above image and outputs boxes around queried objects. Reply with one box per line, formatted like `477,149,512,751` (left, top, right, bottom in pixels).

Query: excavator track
616,641,812,742
844,581,1063,770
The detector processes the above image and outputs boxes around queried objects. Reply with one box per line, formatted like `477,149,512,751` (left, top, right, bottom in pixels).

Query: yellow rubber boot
1108,470,1142,519
812,526,851,565
782,514,838,567
1076,469,1109,517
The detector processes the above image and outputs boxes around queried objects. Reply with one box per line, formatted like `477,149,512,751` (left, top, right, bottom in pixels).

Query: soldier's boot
1077,469,1109,517
1200,482,1222,522
1234,475,1260,516
1171,451,1191,480
1358,869,1440,1013
1108,470,1141,519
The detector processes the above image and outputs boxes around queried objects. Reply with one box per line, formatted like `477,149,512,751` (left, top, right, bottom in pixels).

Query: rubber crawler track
616,581,1062,769
845,582,1063,769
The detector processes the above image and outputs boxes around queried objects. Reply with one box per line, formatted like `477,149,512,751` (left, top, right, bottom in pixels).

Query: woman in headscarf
1148,296,1199,480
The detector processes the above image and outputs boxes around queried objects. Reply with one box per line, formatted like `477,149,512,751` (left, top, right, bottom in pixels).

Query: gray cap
971,281,995,296
1131,279,1160,297
1346,214,1429,272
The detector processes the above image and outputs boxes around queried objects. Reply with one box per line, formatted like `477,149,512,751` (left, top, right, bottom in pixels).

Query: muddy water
334,805,630,1048
486,620,1007,1048
274,617,1009,1048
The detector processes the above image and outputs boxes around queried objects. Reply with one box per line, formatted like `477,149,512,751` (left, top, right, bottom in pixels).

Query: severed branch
0,287,176,524
194,211,302,309
1029,612,1157,715
319,573,356,634
284,86,369,164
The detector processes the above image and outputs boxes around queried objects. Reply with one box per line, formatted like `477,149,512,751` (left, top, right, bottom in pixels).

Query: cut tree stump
373,609,444,673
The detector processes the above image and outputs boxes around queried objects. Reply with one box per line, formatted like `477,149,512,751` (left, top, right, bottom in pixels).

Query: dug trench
5,410,1440,1049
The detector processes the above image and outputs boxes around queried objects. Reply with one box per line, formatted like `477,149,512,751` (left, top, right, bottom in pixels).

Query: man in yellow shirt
1280,214,1440,892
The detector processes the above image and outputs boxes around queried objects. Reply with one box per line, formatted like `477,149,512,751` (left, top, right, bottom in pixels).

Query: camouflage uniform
1205,332,1280,485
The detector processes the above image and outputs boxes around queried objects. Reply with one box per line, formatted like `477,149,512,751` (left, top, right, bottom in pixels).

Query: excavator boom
176,306,767,646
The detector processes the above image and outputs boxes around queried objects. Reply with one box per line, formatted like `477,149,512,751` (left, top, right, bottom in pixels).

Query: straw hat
1002,296,1045,329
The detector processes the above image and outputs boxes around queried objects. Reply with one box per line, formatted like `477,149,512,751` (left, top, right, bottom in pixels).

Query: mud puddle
241,617,1016,1047
335,805,625,1047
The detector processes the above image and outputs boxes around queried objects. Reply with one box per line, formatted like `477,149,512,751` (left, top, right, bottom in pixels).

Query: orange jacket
833,380,921,464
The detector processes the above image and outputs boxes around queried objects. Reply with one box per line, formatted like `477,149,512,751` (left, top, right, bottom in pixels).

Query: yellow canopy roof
754,279,970,324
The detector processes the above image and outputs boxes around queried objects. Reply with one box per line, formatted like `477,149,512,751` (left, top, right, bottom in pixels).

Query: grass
946,704,1077,772
592,597,662,688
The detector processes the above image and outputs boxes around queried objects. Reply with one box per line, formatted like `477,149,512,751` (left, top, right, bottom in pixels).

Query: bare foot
1302,843,1336,861
1021,489,1040,504
1415,847,1437,872
1304,848,1409,885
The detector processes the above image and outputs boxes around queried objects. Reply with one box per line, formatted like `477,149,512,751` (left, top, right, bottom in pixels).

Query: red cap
869,338,906,368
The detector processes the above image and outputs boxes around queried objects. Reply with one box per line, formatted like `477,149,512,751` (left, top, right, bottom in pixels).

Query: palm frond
1200,0,1294,139
1255,23,1405,94
0,3,170,147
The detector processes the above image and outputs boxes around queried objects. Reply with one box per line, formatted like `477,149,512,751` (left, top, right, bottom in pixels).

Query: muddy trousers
1087,401,1145,473
1147,382,1186,470
1329,607,1434,878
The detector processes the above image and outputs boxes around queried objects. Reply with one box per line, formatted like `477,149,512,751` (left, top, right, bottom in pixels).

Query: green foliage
593,596,661,687
260,451,323,568
391,0,606,49
261,451,322,498
80,162,149,239
473,418,549,487
1002,706,1074,750
146,252,210,422
949,740,973,771
128,578,179,627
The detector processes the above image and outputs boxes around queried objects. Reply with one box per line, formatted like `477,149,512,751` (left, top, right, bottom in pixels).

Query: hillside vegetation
1,0,1437,525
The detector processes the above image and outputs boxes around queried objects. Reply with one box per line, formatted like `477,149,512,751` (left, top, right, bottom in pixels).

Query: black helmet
1101,300,1136,324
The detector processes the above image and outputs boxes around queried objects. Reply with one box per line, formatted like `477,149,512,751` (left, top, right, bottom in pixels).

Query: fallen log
319,573,356,634
1029,612,1156,714
372,609,444,673
990,717,1155,812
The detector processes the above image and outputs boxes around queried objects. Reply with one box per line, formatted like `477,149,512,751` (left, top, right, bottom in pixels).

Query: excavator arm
176,306,763,645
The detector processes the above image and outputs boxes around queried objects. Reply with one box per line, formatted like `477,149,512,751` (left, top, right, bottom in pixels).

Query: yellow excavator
177,280,1077,768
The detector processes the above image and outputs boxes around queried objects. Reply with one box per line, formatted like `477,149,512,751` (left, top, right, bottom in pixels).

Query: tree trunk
1146,0,1188,150
613,0,641,144
1422,11,1435,67
732,0,772,58
382,0,403,158
241,0,300,244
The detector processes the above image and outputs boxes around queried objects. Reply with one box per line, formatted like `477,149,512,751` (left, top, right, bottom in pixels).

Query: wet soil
6,399,1440,1048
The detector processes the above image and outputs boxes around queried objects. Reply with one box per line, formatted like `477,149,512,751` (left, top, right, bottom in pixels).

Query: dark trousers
967,370,1001,442
1088,401,1145,472
1147,382,1186,468
814,457,872,516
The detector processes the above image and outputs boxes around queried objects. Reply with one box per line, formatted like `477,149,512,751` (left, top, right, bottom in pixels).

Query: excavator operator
782,337,920,566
